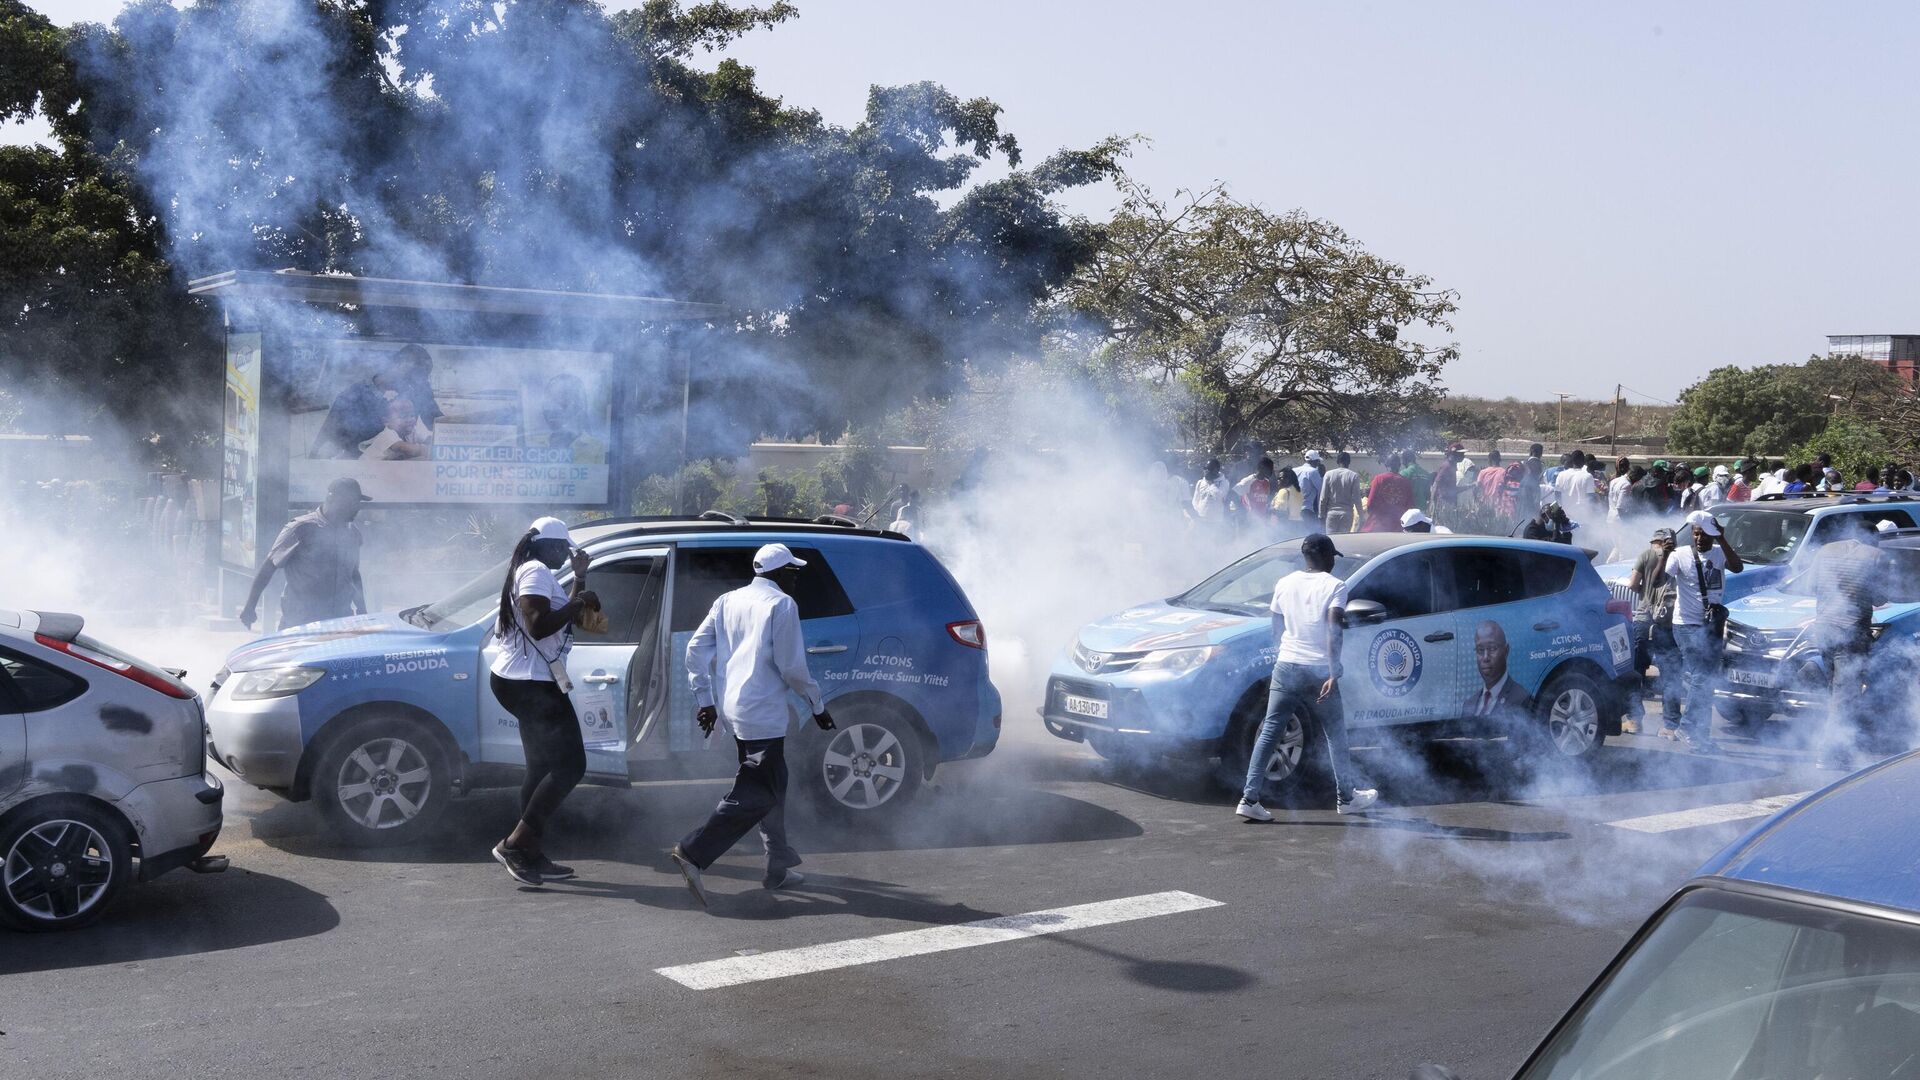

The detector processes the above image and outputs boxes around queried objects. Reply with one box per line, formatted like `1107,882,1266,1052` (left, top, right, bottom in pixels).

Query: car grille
1725,622,1800,657
1609,582,1637,607
1073,642,1146,675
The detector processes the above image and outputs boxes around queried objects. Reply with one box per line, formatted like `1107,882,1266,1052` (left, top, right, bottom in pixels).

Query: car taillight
35,633,195,699
947,621,987,650
1606,600,1634,618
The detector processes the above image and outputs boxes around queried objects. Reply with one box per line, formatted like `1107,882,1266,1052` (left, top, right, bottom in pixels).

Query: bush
1787,418,1893,483
757,468,825,518
630,459,748,517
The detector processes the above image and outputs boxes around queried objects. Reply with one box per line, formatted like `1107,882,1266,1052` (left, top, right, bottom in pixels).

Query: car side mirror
1343,599,1388,626
1409,1067,1462,1080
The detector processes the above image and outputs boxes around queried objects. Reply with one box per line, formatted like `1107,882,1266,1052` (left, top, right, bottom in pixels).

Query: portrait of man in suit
1466,620,1532,720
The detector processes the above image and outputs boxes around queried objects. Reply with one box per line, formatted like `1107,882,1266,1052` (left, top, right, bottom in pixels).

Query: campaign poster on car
221,332,262,565
285,339,613,504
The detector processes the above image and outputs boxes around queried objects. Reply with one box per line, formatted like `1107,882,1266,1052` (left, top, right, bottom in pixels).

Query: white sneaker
1235,800,1274,822
1338,789,1380,815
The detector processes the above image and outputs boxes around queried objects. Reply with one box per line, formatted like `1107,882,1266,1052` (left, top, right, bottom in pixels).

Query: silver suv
0,609,225,931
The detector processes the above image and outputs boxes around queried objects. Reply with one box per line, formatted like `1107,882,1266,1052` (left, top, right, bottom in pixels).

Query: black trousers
489,673,586,838
679,736,801,882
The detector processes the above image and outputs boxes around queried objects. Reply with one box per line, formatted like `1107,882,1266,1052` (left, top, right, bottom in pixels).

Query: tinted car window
1444,549,1528,610
1348,552,1440,618
0,648,87,712
670,546,855,632
1520,552,1576,598
576,557,660,644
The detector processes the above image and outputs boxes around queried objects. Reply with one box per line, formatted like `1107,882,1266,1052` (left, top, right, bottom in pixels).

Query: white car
0,609,225,931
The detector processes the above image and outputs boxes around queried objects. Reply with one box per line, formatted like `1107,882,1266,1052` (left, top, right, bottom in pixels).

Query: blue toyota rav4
1044,534,1636,792
204,516,1000,845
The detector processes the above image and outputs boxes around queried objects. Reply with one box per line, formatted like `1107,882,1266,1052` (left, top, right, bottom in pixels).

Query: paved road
0,718,1831,1080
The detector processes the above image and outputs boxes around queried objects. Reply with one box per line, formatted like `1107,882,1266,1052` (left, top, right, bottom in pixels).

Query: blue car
1596,494,1920,606
1043,534,1637,791
1489,751,1920,1079
1714,531,1920,732
204,516,1000,845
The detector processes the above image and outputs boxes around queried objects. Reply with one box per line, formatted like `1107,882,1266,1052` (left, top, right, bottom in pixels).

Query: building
1827,334,1920,384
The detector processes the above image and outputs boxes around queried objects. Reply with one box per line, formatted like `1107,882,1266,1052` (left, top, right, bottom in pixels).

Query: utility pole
1609,383,1623,458
1553,392,1574,449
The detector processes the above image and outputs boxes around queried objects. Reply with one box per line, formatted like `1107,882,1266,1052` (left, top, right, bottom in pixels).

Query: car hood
1074,601,1264,653
1726,591,1920,631
223,613,454,672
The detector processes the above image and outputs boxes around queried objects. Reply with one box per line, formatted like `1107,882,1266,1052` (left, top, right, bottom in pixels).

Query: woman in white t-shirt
487,516,600,886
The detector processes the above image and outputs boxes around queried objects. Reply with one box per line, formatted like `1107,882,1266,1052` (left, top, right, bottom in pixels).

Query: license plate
1727,668,1777,688
1062,694,1109,719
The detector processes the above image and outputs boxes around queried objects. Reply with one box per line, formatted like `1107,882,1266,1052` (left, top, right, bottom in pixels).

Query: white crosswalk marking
656,891,1225,990
1605,792,1810,833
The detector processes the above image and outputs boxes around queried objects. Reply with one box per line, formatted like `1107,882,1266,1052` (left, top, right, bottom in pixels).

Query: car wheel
0,800,132,932
1214,699,1306,798
803,709,924,817
1529,670,1607,760
312,716,452,846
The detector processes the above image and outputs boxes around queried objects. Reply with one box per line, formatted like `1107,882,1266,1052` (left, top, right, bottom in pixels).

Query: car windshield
1717,509,1811,566
1780,544,1920,603
411,558,513,629
1172,548,1366,615
1516,888,1920,1080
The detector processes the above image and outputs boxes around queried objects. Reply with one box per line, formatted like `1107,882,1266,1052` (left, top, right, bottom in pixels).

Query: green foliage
631,459,749,516
822,428,890,510
1667,355,1902,457
755,467,823,517
1787,418,1893,482
1061,178,1459,454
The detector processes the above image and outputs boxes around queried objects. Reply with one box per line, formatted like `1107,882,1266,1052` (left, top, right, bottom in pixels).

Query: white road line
655,890,1225,990
1606,792,1810,834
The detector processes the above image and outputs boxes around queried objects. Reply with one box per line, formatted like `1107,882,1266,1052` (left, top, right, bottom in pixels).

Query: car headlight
228,666,327,700
1133,646,1223,676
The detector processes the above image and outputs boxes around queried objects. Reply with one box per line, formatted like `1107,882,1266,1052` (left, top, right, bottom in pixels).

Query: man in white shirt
1235,534,1380,821
1297,451,1324,523
671,543,837,906
1552,450,1597,520
1699,464,1730,505
1662,511,1743,753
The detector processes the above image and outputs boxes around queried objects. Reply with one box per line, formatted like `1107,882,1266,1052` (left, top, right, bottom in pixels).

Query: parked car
0,609,225,931
1594,493,1920,605
1042,535,1637,793
204,516,1000,845
1423,750,1920,1079
1715,531,1920,732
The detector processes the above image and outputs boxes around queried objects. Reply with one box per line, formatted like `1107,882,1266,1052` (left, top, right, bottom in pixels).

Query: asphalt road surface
1,715,1835,1080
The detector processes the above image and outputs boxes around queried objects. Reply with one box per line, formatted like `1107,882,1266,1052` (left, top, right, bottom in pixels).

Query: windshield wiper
399,604,433,629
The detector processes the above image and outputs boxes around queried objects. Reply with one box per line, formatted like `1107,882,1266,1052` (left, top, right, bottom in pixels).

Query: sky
14,0,1920,401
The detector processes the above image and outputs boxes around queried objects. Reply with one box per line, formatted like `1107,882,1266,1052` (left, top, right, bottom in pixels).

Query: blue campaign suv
1043,534,1636,791
204,516,1001,845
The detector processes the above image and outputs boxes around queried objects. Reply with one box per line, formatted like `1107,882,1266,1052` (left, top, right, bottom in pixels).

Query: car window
1519,552,1576,598
1718,509,1810,566
1175,549,1366,614
669,546,855,632
0,648,87,712
1441,549,1528,610
1348,552,1439,619
574,558,659,644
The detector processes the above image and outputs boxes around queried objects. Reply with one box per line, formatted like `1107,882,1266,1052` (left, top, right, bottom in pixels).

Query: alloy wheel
821,723,910,810
336,737,434,829
3,819,114,922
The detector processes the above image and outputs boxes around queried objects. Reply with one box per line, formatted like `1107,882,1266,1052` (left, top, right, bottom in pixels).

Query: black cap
326,477,374,502
1300,533,1341,560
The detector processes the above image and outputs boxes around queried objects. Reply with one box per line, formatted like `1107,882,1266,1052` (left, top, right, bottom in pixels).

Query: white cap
530,516,571,543
1400,508,1432,529
1304,450,1323,462
1686,509,1721,537
752,543,808,574
1877,519,1898,534
1712,464,1730,478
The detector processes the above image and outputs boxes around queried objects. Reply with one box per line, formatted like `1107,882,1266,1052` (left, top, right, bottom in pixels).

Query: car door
1339,549,1461,730
562,551,664,778
659,544,861,763
0,651,29,798
1440,546,1564,721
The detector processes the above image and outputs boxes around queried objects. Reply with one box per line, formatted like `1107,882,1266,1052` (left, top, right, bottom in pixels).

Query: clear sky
16,0,1920,400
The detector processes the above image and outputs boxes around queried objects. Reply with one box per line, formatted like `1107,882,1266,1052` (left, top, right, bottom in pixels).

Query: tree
1060,179,1458,454
1788,417,1892,481
1667,354,1903,458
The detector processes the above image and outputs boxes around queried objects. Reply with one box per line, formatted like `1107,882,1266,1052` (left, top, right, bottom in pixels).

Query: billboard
220,332,262,565
286,339,613,504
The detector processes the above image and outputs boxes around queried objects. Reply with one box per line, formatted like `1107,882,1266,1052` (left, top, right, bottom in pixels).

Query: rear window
0,648,87,712
670,546,855,631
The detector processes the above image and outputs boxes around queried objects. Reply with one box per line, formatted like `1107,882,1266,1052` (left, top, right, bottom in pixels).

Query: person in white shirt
1606,459,1633,523
1661,510,1743,753
1191,458,1230,521
671,543,837,906
1699,464,1730,505
1552,451,1598,520
1297,451,1324,523
1235,534,1380,821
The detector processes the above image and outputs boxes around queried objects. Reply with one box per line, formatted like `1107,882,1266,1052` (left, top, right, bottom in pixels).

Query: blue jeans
1672,624,1718,738
1242,661,1355,806
1646,622,1682,720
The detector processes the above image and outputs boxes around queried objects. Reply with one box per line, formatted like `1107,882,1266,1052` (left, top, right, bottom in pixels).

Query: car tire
0,799,133,932
1213,690,1309,799
311,715,453,846
801,707,924,818
1527,669,1608,760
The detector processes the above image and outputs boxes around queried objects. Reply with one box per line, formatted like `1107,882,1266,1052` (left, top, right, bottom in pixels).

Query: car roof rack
574,514,909,541
1754,492,1829,501
697,509,749,525
811,514,862,528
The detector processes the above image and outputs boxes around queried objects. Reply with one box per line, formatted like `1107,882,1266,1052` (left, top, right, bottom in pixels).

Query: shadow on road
0,867,339,975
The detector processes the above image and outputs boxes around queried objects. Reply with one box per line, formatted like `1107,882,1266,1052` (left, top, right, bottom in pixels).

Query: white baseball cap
1712,464,1730,478
1877,519,1898,534
1304,450,1323,462
530,516,572,543
752,543,808,574
1400,508,1432,529
1685,509,1721,537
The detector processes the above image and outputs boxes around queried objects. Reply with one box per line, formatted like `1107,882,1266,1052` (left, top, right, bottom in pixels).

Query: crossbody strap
1690,547,1714,614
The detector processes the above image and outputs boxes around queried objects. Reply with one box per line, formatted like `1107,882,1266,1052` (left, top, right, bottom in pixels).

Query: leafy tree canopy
1666,354,1903,458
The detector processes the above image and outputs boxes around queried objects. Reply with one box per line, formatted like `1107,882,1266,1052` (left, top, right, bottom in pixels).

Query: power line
1615,383,1678,407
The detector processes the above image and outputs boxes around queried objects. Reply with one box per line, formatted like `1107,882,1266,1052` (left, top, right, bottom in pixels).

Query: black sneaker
491,843,543,887
531,855,575,881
